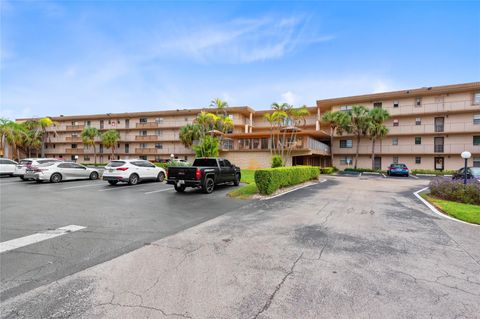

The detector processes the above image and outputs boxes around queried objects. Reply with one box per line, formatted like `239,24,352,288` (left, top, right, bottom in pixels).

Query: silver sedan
25,162,100,183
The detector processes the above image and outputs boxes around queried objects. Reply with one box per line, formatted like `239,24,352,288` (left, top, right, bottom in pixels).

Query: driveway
1,176,479,318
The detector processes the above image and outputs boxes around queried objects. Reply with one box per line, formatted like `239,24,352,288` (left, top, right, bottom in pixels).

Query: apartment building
24,106,330,169
317,82,480,170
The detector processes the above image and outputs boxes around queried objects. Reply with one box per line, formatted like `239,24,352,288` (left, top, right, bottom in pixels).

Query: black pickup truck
167,158,241,193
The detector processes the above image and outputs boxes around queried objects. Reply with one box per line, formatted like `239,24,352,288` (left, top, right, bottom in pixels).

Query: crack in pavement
252,252,304,319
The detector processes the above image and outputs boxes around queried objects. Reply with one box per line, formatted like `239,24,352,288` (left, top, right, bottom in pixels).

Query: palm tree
101,129,120,160
210,98,228,116
321,111,350,166
271,102,290,112
367,108,390,170
286,106,310,159
38,117,54,157
22,120,42,157
81,127,100,164
263,113,276,155
348,105,370,169
0,119,25,159
179,124,201,148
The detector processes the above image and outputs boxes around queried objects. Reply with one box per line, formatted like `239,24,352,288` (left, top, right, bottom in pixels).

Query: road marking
0,225,86,253
381,173,387,178
261,179,327,201
413,187,479,227
98,187,130,192
410,175,419,179
0,182,23,186
144,188,171,195
62,183,104,190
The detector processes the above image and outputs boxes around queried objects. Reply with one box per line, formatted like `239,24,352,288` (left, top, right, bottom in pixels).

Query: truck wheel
174,184,186,192
233,173,240,186
203,177,215,194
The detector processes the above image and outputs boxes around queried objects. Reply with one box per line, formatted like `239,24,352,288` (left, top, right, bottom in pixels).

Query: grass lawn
421,193,480,225
228,169,259,199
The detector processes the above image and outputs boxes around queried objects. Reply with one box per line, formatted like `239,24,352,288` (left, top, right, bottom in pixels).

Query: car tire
157,172,165,182
50,173,62,183
108,180,118,185
89,172,99,180
35,180,43,183
19,176,26,181
233,173,240,186
174,184,186,192
203,177,215,194
128,174,139,185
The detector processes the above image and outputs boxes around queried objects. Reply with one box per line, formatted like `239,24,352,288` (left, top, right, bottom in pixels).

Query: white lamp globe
461,151,471,159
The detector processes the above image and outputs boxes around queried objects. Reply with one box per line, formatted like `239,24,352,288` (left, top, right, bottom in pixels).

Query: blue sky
1,1,479,119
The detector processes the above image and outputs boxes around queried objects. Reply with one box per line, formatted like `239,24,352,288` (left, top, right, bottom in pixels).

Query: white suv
102,159,166,185
14,158,61,180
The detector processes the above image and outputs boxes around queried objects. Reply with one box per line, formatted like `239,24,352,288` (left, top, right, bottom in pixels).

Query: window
100,120,104,129
339,156,353,165
125,119,130,128
393,156,399,164
392,137,398,145
340,139,353,148
125,144,129,153
340,105,353,112
415,118,421,125
140,143,147,148
99,145,103,153
139,156,147,160
156,129,162,136
373,102,382,109
155,117,164,124
393,100,399,108
140,118,148,123
415,157,421,164
185,117,189,122
261,138,269,149
155,143,163,149
85,120,91,127
393,119,399,127
474,114,480,125
415,97,422,107
473,157,480,168
474,92,480,105
222,140,233,150
71,144,77,149
225,160,232,167
219,159,226,167
474,136,480,145
415,137,421,145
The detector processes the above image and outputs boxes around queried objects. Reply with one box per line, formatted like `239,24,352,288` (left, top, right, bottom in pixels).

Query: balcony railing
136,122,159,129
386,100,480,116
221,137,330,155
334,143,479,154
65,136,82,142
387,122,479,135
66,125,85,131
65,148,84,154
135,135,159,141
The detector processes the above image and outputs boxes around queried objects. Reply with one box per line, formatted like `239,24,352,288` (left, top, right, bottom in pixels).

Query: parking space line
62,184,104,190
0,182,23,186
0,225,86,253
144,188,171,195
98,187,130,192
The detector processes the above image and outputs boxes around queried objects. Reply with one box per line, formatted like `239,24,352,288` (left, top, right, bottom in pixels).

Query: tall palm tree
286,106,310,159
22,120,42,157
367,108,390,170
0,119,25,159
271,102,290,112
348,105,370,169
321,111,350,166
179,124,201,148
38,117,54,157
210,98,228,116
81,127,100,164
101,129,120,160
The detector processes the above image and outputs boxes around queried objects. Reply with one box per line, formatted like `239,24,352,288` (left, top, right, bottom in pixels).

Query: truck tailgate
168,167,197,180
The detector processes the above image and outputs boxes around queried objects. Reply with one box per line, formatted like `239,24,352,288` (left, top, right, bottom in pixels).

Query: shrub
412,169,457,175
271,155,283,168
429,177,480,205
344,167,380,173
154,160,191,169
320,167,336,174
255,166,320,195
81,163,108,167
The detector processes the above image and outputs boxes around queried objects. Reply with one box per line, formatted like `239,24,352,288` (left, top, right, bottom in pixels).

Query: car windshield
38,159,59,164
470,167,480,176
391,164,407,168
38,162,56,167
106,161,125,167
193,159,218,167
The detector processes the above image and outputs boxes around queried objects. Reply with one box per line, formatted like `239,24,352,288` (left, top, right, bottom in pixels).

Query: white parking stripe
0,182,23,186
62,184,104,190
144,188,171,195
0,225,86,253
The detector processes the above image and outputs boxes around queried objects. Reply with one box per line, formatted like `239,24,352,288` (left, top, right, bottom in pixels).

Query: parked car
102,159,166,185
386,163,409,177
0,159,18,176
452,167,480,182
167,157,240,193
24,162,100,183
14,158,62,180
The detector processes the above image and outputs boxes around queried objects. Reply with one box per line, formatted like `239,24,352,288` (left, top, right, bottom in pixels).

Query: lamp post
461,151,471,185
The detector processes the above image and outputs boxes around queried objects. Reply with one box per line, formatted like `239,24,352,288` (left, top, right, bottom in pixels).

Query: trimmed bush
412,169,457,175
271,155,283,168
344,167,379,173
320,167,336,174
429,177,480,205
255,166,320,195
154,161,191,169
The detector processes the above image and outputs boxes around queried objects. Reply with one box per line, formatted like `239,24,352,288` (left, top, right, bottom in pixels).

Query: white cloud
281,91,296,105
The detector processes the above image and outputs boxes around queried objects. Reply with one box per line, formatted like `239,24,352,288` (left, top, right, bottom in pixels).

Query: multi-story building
317,82,480,170
14,82,479,170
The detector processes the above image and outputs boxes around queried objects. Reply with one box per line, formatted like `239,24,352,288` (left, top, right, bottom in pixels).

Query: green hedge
344,167,380,173
81,163,108,167
320,167,337,174
412,169,457,175
154,161,191,169
255,166,320,195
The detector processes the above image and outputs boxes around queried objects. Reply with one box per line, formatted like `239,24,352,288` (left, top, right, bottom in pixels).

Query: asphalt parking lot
0,176,248,301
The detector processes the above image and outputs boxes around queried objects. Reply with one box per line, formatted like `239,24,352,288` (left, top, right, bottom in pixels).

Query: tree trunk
371,138,376,170
41,133,46,158
354,133,360,169
93,144,97,165
28,148,31,157
330,126,334,167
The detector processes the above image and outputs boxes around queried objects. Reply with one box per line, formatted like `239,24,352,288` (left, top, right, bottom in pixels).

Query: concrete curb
413,187,480,227
260,179,327,200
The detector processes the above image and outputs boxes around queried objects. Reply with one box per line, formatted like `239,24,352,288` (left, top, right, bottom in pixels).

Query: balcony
135,135,159,141
387,122,480,135
334,143,480,155
65,136,82,142
136,122,159,129
387,100,480,117
65,148,84,154
221,137,330,156
135,148,159,154
66,125,84,131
